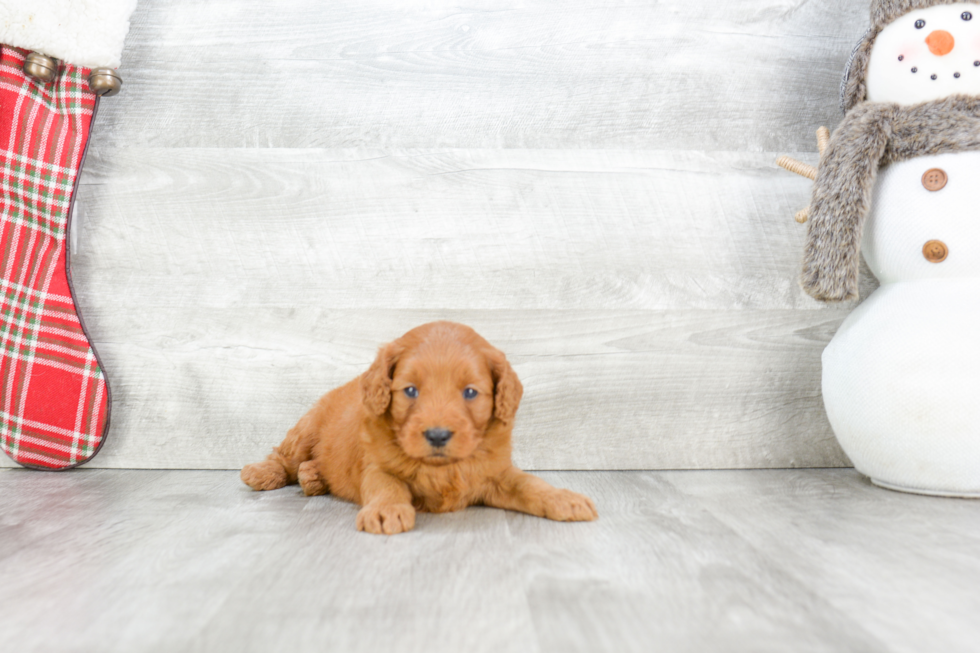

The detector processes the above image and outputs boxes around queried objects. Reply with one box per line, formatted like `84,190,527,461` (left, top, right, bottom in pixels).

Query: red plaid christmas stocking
0,46,109,469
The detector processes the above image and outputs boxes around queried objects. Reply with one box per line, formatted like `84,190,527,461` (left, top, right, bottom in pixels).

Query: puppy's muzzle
424,428,453,448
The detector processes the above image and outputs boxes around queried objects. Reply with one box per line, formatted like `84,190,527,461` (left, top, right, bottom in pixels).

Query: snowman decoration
780,0,980,496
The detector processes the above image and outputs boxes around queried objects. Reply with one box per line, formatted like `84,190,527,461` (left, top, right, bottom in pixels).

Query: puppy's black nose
424,428,453,448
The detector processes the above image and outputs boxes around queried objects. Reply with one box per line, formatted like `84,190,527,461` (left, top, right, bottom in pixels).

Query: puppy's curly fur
241,321,598,535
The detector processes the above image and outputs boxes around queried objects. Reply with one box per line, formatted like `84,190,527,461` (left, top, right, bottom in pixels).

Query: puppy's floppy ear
487,348,523,425
361,340,404,416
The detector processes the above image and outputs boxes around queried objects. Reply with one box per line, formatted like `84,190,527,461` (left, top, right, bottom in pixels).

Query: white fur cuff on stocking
0,0,138,68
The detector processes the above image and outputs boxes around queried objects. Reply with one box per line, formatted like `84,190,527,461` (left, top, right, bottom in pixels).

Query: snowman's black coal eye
915,19,926,29
963,12,973,21
899,55,905,61
912,67,919,73
931,74,938,80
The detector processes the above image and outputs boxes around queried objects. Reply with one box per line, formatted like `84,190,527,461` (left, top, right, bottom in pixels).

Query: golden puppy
241,321,597,534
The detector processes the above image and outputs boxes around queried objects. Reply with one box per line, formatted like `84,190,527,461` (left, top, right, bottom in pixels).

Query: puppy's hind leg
241,456,291,491
241,419,316,492
298,460,328,496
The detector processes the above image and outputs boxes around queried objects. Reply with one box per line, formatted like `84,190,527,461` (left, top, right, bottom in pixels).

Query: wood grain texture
3,469,979,652
0,1,882,469
70,148,879,312
665,470,980,653
95,0,868,151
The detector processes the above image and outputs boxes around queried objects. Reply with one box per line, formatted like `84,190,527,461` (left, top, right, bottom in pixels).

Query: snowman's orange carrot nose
926,30,955,56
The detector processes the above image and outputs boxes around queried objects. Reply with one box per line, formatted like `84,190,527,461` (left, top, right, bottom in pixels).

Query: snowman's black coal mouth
905,60,980,79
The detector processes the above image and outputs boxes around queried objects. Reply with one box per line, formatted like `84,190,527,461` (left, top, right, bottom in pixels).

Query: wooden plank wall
2,0,876,470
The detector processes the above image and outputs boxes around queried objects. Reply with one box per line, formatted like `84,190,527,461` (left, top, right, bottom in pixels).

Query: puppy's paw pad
356,503,416,535
241,461,288,491
544,489,598,522
297,461,328,496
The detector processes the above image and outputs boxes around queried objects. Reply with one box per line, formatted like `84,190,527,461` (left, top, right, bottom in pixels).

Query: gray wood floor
0,0,882,471
2,469,978,653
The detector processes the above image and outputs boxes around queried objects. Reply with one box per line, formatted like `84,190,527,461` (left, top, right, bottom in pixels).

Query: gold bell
88,68,123,97
24,52,58,83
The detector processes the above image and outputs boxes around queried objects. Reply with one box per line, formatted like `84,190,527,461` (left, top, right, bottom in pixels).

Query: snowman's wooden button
923,240,949,263
922,168,948,191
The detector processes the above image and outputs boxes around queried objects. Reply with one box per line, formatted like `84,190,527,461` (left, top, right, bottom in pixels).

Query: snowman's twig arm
776,156,817,180
801,103,894,302
777,127,833,223
817,127,830,156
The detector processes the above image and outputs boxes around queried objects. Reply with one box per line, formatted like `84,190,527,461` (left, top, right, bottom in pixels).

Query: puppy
241,321,597,534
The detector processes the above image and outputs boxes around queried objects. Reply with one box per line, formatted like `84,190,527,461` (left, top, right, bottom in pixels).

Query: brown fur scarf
802,95,980,302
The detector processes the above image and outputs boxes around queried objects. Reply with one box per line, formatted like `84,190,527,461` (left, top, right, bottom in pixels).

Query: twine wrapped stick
777,127,830,223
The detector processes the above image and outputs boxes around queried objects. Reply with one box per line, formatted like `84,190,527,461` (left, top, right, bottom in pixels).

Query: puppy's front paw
543,489,598,522
298,460,328,496
356,503,416,535
241,461,288,491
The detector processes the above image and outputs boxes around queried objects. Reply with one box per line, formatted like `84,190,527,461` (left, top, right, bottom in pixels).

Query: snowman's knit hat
842,0,962,112
873,0,961,27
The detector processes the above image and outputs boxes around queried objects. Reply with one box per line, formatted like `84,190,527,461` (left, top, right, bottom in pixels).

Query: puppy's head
361,322,522,465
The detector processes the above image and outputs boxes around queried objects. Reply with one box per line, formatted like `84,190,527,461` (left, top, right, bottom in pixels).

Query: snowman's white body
817,3,980,495
823,152,980,495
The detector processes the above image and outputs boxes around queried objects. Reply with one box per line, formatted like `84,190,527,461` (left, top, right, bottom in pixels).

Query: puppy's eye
915,19,926,29
463,388,478,400
403,386,418,399
963,12,974,21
